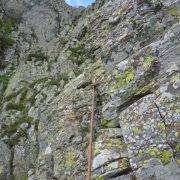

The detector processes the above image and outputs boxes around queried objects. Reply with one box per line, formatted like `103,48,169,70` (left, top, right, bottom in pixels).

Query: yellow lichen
64,149,76,168
111,67,135,91
0,164,3,175
107,161,118,170
119,158,130,170
99,119,114,128
94,142,101,156
172,73,180,82
105,139,124,150
135,81,156,96
148,148,158,156
147,148,172,164
143,55,154,69
95,175,104,180
157,122,165,130
175,144,180,152
175,109,180,113
169,7,180,17
132,127,142,134
160,150,172,164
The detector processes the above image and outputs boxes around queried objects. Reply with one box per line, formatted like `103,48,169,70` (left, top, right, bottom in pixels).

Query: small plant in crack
26,48,48,64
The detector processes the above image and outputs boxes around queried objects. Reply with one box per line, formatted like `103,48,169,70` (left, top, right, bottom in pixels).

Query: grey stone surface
0,0,180,179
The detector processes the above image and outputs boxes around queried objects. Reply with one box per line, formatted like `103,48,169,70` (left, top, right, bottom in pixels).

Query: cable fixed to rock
87,84,96,180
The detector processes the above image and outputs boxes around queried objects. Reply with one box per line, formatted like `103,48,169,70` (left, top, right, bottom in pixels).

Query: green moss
143,55,154,69
6,103,25,111
68,44,86,66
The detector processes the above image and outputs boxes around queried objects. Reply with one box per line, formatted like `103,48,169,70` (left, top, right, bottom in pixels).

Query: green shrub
68,44,86,66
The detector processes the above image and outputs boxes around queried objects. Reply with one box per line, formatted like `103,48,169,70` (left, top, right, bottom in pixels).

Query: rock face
0,0,180,179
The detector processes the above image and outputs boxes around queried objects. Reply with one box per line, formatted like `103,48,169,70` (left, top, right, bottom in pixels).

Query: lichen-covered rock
0,0,180,179
135,158,180,180
0,141,11,179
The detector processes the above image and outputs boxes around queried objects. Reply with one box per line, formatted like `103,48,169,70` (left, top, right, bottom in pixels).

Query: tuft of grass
27,48,48,63
169,7,180,17
48,73,69,86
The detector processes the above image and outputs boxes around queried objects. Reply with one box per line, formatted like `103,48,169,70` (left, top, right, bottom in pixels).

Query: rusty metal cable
87,85,96,180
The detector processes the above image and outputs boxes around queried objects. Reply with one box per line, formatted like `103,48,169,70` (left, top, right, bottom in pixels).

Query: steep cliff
0,0,180,179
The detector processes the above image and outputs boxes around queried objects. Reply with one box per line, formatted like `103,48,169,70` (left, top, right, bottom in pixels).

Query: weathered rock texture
0,0,180,179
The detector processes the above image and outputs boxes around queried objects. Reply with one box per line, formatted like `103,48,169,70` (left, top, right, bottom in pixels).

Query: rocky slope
0,0,180,179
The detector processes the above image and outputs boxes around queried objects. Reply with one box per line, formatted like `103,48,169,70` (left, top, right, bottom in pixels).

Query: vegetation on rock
0,18,15,69
26,48,48,63
68,43,86,66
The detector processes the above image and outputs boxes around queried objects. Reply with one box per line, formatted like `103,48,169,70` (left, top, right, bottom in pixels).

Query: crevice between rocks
34,119,40,160
117,90,152,113
9,145,14,180
154,103,177,161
